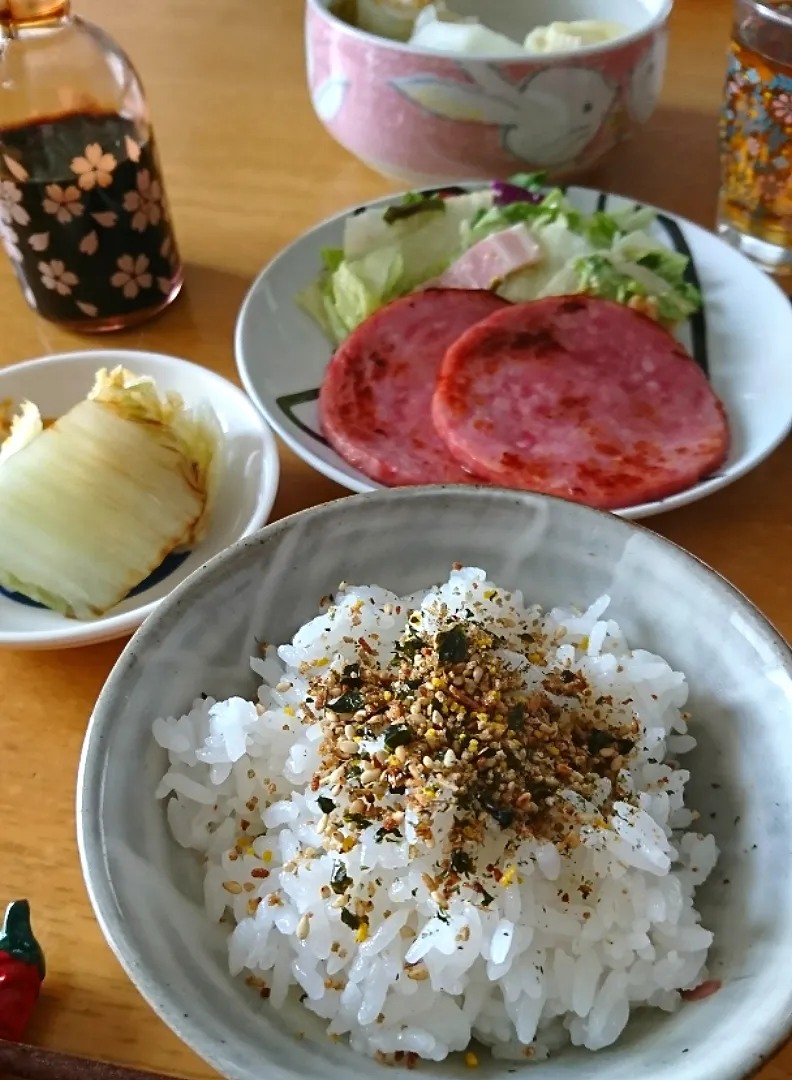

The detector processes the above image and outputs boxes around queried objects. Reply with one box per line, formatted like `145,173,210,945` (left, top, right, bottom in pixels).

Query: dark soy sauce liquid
0,110,182,331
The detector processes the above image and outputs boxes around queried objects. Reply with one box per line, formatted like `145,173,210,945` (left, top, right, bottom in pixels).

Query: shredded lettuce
583,211,622,249
321,247,344,272
383,195,446,225
607,204,658,234
575,254,645,304
343,190,491,264
296,247,404,345
465,187,586,249
296,177,702,342
572,253,701,322
331,246,405,335
497,217,590,303
295,279,345,345
509,172,546,192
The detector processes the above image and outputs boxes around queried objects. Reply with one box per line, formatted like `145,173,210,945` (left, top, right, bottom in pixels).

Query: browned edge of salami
281,189,712,454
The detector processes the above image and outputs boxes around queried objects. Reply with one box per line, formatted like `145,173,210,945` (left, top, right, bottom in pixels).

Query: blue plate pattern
0,549,191,611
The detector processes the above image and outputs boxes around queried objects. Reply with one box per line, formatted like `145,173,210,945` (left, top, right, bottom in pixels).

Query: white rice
153,566,717,1062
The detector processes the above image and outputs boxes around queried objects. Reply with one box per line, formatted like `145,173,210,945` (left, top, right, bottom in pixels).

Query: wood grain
0,0,789,1077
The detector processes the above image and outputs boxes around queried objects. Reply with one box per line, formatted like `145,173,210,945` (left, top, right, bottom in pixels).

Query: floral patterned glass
718,0,792,276
0,1,183,331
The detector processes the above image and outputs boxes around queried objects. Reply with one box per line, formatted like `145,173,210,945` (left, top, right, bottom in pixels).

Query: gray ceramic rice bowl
77,487,792,1080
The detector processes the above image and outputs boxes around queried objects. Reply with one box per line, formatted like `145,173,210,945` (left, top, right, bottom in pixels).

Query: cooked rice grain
153,567,717,1062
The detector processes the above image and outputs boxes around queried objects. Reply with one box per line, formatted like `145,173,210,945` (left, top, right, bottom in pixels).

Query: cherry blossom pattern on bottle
0,2,183,331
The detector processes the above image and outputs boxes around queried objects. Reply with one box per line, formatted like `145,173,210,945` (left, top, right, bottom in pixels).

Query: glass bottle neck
0,1,71,29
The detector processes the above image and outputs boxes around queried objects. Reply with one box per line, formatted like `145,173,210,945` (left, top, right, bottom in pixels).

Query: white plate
0,350,280,650
235,184,792,520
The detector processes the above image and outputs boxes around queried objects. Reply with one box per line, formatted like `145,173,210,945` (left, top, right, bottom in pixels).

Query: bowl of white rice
77,486,792,1080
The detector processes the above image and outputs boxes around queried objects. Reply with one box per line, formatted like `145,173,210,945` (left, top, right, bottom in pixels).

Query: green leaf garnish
450,850,473,874
509,171,546,191
331,861,352,895
383,724,413,751
340,907,361,930
327,689,364,714
437,625,468,664
383,197,446,225
320,247,344,272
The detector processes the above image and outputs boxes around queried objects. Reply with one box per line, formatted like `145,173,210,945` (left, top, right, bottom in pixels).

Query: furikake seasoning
291,576,641,911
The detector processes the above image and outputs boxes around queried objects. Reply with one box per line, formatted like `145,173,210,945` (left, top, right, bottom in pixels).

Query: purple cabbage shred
492,181,544,207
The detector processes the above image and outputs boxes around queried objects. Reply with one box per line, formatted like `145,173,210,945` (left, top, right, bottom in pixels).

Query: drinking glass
718,0,792,275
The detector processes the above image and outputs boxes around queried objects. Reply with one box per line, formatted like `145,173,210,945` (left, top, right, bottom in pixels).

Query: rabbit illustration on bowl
628,33,669,123
304,0,672,184
391,63,617,168
306,32,350,124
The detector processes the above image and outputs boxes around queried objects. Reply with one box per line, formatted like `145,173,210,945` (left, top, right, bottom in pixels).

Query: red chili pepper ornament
0,899,45,1041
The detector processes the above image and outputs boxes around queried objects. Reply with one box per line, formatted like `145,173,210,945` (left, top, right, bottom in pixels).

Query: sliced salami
432,296,729,510
320,289,507,486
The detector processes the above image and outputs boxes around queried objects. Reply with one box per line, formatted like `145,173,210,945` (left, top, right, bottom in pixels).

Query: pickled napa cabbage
0,367,222,619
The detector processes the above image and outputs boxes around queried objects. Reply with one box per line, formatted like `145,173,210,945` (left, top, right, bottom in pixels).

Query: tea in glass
718,0,792,274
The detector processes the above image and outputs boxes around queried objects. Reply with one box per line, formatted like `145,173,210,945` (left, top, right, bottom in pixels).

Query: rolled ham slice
430,223,542,291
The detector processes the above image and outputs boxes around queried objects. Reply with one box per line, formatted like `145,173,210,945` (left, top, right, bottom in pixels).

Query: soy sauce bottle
0,1,183,331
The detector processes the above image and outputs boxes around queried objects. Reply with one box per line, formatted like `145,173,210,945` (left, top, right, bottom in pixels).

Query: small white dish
0,349,280,651
235,183,792,520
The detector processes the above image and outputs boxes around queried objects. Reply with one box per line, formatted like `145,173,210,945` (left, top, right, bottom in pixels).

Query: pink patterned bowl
305,0,673,185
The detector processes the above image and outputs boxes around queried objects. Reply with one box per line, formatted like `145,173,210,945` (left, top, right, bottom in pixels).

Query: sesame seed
406,963,429,981
296,914,310,940
499,865,516,887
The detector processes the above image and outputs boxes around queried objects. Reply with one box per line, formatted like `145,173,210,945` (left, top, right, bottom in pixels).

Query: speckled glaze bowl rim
78,485,792,1080
306,0,675,63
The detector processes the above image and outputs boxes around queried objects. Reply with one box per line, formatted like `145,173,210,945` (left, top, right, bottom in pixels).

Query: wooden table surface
1,0,790,1076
